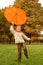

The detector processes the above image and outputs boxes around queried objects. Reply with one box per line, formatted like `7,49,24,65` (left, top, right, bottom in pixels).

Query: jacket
10,25,30,43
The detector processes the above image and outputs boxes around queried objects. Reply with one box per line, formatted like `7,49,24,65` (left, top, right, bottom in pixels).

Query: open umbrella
4,7,27,25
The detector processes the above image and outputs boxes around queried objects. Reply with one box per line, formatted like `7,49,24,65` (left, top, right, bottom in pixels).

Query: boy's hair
9,23,12,25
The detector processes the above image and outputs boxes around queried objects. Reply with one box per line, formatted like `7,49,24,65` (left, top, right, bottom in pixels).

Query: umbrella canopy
4,7,27,25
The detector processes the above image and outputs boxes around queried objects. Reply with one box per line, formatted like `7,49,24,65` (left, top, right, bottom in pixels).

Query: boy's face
16,25,21,31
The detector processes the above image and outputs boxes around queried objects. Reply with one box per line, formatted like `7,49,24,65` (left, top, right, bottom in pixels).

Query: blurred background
0,0,43,44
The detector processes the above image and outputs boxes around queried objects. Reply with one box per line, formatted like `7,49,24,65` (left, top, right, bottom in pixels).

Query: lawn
0,44,43,65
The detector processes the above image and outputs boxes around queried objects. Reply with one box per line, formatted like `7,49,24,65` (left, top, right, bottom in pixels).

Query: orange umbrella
4,7,27,25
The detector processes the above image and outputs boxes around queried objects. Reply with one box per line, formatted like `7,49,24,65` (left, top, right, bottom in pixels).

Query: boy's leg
17,43,22,62
22,43,28,58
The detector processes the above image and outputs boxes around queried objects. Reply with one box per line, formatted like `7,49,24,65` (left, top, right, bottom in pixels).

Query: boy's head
16,25,21,31
10,23,22,31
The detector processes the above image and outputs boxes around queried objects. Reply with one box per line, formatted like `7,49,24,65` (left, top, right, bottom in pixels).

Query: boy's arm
10,25,15,36
22,33,31,41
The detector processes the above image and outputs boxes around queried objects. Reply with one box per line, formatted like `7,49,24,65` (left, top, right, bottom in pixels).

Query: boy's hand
28,38,31,40
12,22,14,25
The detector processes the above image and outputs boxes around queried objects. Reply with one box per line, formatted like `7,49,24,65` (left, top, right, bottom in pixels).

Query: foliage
0,10,13,42
14,0,43,32
13,0,43,42
0,0,43,43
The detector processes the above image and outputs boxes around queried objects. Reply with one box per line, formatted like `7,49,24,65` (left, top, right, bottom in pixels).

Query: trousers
17,43,28,62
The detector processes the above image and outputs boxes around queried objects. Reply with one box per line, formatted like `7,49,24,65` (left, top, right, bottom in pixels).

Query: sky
0,0,43,9
0,0,15,9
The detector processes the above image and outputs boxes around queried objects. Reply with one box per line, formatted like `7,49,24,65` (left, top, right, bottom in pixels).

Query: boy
10,24,31,62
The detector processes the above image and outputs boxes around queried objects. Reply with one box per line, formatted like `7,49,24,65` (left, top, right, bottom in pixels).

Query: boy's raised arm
10,25,15,35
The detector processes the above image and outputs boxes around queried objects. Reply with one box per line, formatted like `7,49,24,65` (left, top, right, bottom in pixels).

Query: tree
0,0,43,43
13,0,43,43
0,9,13,43
14,0,43,30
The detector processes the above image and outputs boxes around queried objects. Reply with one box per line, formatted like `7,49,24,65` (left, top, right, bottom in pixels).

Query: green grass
0,44,43,65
